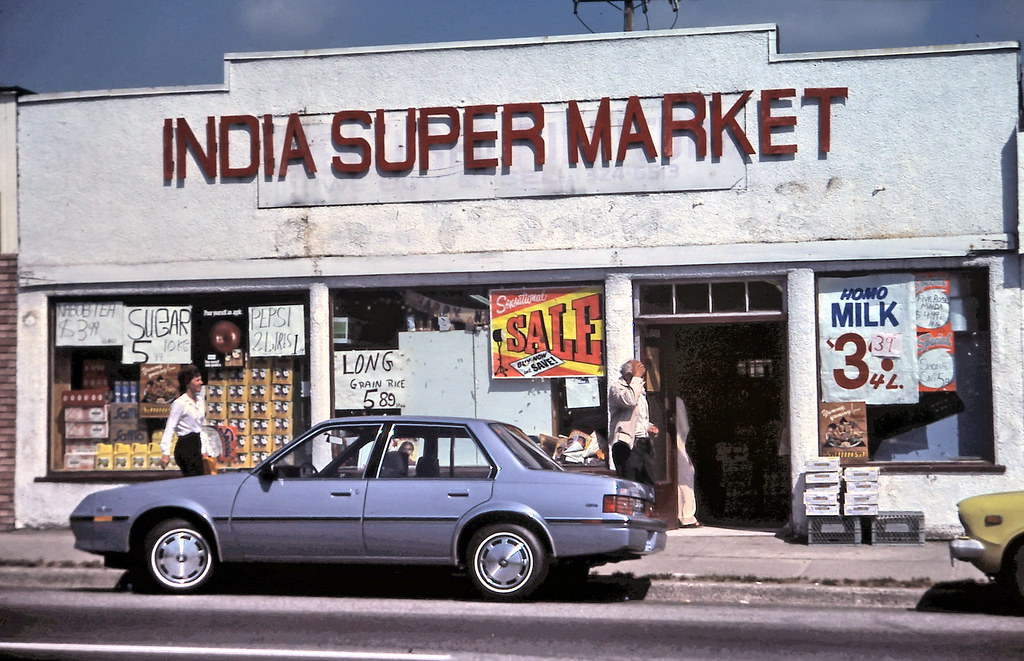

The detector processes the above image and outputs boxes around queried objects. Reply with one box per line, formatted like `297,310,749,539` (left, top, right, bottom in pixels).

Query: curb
0,566,926,608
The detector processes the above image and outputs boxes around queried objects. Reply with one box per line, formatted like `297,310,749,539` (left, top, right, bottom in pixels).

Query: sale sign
818,275,919,404
490,287,604,379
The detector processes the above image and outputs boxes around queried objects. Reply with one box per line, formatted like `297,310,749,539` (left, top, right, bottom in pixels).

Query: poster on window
489,287,604,379
915,275,956,392
122,306,192,364
334,349,408,410
817,275,919,404
55,302,124,346
818,401,870,462
249,304,306,356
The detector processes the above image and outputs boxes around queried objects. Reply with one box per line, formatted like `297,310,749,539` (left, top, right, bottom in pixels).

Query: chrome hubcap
476,532,532,592
152,529,209,587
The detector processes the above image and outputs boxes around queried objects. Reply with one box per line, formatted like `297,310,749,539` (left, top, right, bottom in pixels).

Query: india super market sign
489,286,604,379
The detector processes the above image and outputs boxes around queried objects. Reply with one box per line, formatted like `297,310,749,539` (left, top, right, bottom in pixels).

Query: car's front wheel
1000,543,1024,605
467,523,548,601
141,518,216,593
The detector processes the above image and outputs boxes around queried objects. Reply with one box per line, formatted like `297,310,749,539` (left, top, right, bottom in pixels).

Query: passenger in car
381,441,415,477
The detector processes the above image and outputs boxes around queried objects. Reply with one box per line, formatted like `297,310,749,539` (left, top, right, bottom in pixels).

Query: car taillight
603,494,647,516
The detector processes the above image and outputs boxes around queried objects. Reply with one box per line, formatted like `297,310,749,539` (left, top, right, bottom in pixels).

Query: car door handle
448,491,470,498
331,491,353,497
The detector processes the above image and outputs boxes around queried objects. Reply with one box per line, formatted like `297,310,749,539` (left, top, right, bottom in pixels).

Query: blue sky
1,0,1021,94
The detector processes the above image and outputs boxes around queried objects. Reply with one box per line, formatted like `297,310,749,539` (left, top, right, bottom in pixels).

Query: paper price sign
818,275,919,405
334,350,408,410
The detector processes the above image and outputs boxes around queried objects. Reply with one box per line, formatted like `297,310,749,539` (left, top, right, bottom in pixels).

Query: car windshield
490,423,562,471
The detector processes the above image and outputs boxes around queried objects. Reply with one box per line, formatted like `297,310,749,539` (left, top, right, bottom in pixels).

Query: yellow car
949,490,1024,602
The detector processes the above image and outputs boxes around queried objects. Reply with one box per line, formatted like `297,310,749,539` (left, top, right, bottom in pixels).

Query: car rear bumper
550,518,667,560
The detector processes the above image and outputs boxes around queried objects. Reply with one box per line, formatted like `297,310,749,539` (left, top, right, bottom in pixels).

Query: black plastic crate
808,515,861,545
868,511,925,545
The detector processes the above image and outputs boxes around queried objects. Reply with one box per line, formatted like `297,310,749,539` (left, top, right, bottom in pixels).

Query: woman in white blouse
159,365,206,476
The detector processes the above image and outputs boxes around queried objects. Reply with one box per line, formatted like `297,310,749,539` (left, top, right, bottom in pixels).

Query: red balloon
210,320,242,354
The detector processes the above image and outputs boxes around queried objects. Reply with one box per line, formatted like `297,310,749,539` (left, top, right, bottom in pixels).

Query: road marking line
0,642,452,660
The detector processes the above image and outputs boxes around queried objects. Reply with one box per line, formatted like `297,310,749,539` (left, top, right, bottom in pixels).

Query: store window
816,270,993,463
330,286,607,468
638,280,785,319
52,294,309,476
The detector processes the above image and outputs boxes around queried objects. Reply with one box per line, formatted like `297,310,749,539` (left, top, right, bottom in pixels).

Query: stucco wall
16,27,1019,287
12,26,1023,531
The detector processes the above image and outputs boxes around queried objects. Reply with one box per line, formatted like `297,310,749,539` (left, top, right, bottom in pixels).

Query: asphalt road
0,585,1021,661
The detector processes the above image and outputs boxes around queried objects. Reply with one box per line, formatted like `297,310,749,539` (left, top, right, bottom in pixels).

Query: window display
50,295,308,475
816,270,992,463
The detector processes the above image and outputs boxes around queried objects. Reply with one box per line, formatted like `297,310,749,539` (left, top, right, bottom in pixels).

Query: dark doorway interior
668,323,790,527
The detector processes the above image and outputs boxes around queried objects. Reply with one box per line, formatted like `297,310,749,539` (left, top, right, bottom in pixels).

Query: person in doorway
159,365,206,476
608,359,659,487
674,396,701,528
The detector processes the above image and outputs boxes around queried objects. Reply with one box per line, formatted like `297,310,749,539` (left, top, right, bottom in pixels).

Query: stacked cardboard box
207,358,295,469
803,456,841,516
62,389,108,470
842,466,880,516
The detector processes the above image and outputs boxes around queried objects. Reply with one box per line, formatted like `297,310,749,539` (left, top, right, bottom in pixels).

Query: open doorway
657,322,790,528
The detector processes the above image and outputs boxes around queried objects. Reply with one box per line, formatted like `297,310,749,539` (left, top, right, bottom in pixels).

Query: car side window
273,424,381,479
384,424,494,479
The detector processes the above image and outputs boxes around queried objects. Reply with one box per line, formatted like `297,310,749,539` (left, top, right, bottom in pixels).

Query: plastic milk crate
807,515,861,546
866,511,925,545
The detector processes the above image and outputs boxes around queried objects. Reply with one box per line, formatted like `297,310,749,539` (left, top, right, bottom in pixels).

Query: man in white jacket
607,359,659,486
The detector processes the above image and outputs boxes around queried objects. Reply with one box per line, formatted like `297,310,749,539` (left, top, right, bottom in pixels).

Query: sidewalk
0,525,990,607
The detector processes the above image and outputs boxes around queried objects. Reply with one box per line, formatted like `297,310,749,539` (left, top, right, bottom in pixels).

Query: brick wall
0,255,15,528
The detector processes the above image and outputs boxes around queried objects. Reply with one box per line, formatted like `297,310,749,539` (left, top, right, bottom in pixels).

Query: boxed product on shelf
249,418,269,434
845,480,880,494
64,405,108,423
63,451,96,470
250,434,269,451
227,384,247,402
271,383,292,401
205,382,227,402
805,471,841,485
248,383,269,402
803,489,839,505
248,364,271,385
843,466,880,482
249,401,270,419
65,422,109,440
843,503,879,516
227,401,249,418
804,457,840,472
131,443,149,470
206,401,227,421
94,443,113,469
61,389,107,407
272,359,294,384
148,442,164,470
273,434,290,449
271,400,290,417
228,417,249,434
273,417,292,434
804,503,840,516
113,443,131,470
844,492,879,505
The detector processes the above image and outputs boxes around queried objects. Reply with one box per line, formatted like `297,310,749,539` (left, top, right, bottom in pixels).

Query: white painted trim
20,234,1012,290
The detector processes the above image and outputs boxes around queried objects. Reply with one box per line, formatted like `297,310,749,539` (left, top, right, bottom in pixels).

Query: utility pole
624,0,634,31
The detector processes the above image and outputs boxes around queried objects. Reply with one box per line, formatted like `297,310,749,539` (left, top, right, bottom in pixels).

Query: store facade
14,26,1023,535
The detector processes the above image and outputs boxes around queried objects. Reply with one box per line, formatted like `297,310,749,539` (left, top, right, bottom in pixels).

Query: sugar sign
249,304,306,356
122,306,192,364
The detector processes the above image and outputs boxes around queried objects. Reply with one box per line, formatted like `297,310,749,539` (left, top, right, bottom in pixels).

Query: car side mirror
257,463,276,482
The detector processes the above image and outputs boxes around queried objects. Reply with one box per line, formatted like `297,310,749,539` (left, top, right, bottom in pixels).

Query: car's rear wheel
142,518,215,593
468,523,548,601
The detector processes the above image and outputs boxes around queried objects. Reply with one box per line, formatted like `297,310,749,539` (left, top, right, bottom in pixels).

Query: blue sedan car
71,416,667,600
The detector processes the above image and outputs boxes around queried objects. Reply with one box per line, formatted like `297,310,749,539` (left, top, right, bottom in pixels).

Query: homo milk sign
817,275,919,404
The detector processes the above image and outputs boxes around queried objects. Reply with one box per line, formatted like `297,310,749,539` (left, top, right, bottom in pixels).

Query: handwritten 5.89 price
827,332,905,391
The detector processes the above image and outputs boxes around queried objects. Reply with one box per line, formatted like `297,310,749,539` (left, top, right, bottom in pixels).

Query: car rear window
490,423,563,471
